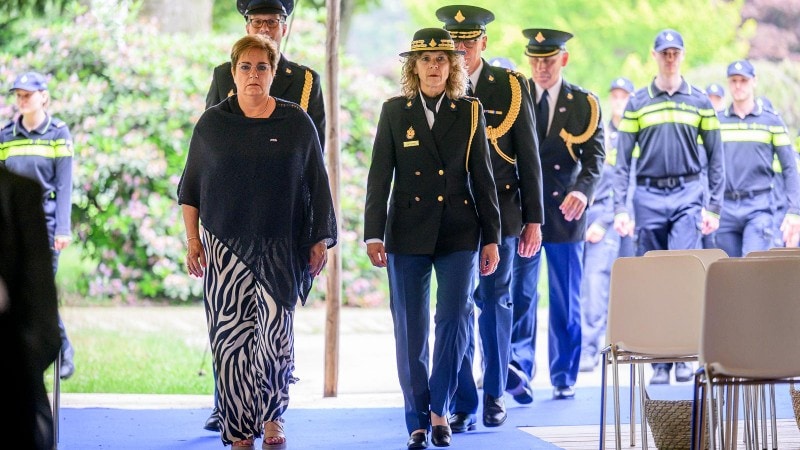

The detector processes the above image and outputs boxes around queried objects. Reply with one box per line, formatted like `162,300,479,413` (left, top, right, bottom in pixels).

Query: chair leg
769,384,777,450
611,355,622,450
629,364,635,447
638,364,649,450
53,351,61,450
600,353,607,450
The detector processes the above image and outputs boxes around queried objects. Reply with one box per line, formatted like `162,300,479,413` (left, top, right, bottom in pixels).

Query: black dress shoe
650,367,670,385
448,412,476,433
431,425,451,447
203,407,221,432
506,364,534,404
407,431,428,449
482,393,507,427
552,386,575,400
675,362,693,382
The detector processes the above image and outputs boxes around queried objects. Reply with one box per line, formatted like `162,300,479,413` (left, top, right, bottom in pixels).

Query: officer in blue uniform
716,60,800,256
0,71,75,380
202,0,327,432
579,77,635,373
364,27,501,450
434,5,544,431
509,28,605,400
612,29,725,385
706,83,726,113
205,0,325,149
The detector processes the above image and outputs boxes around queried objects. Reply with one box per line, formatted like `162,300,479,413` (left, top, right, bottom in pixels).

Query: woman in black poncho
178,34,336,450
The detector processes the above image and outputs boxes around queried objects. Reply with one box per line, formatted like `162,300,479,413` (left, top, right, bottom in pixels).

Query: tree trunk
140,0,212,35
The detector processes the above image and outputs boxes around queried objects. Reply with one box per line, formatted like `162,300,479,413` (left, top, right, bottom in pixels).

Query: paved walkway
60,305,664,410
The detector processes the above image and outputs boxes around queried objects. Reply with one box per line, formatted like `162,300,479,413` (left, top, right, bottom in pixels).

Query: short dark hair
230,34,279,71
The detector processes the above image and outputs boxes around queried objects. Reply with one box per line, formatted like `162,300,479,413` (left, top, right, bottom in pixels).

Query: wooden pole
323,0,341,398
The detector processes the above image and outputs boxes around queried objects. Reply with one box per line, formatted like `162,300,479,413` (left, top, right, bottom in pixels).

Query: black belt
637,173,700,189
725,187,772,200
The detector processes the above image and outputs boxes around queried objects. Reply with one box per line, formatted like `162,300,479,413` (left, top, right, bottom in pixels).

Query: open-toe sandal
232,438,255,450
263,420,286,450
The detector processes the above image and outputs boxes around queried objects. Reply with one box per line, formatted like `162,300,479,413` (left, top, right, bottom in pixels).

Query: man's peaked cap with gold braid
522,28,573,58
436,5,494,40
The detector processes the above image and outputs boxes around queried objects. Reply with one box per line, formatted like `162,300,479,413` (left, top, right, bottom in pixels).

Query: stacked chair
600,252,716,449
692,255,800,450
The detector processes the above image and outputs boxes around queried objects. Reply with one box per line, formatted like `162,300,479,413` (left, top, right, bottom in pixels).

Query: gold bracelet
187,237,200,244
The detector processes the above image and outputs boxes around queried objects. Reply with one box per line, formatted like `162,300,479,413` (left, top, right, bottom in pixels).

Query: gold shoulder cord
466,98,479,173
485,73,522,164
559,93,599,162
299,69,312,111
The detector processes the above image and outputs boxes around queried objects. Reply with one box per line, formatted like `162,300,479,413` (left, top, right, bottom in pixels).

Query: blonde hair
400,52,467,100
230,34,280,73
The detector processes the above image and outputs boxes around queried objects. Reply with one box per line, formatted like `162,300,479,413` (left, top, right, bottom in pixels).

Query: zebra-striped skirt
202,229,295,444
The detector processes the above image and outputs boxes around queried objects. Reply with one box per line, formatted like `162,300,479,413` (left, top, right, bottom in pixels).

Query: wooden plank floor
523,419,800,449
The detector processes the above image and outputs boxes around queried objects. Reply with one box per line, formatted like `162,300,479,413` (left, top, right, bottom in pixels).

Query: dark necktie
537,90,549,142
467,79,475,97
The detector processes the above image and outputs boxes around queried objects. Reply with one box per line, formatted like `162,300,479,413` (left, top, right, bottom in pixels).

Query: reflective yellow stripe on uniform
0,138,72,159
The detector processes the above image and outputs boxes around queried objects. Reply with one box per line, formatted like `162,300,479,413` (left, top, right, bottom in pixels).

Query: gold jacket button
464,199,468,205
437,195,444,202
505,184,511,190
438,169,444,175
554,164,561,170
415,171,421,176
415,196,421,202
552,191,559,197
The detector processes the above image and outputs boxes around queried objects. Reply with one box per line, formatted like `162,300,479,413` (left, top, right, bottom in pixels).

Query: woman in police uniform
363,28,501,449
0,71,76,380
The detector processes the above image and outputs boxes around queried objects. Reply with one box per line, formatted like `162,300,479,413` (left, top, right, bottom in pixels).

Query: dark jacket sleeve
307,71,326,150
364,102,395,242
572,92,605,202
511,72,544,225
468,101,501,246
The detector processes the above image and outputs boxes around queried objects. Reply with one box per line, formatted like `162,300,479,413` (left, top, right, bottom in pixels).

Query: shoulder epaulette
51,117,68,128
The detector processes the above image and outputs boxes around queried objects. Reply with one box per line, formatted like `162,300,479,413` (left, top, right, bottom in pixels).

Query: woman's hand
309,241,328,277
367,242,388,268
186,238,206,278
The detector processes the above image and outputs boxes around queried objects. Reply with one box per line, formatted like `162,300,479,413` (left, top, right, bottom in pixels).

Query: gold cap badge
535,32,546,43
455,10,465,22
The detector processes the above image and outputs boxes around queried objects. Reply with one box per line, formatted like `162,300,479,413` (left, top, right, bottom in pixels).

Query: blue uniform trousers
451,236,516,414
510,241,583,388
634,179,703,371
387,251,477,434
579,221,620,358
715,192,774,257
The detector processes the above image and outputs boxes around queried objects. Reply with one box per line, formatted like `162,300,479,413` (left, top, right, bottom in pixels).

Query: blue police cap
522,29,573,57
705,83,725,97
237,0,294,17
609,77,634,94
727,60,755,79
400,28,464,57
653,29,684,52
488,57,516,70
10,71,48,92
436,5,494,40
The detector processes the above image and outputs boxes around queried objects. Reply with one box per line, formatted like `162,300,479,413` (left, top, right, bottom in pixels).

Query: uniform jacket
0,114,73,238
205,54,326,148
533,79,605,243
0,166,61,449
364,95,501,254
474,61,544,237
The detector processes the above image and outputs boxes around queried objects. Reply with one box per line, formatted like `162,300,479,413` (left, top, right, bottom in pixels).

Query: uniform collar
12,113,52,137
468,59,484,90
648,77,691,98
723,100,762,118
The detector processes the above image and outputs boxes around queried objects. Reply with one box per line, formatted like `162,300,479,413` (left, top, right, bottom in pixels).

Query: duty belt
636,173,700,189
724,187,772,200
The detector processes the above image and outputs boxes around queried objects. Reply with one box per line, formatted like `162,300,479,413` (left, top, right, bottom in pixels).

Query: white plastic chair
600,255,708,450
644,248,728,269
746,248,800,258
692,257,800,450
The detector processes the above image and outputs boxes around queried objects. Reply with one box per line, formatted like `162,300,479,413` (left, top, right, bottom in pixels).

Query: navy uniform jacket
0,114,73,237
475,61,544,237
533,79,605,243
205,54,326,148
364,95,501,254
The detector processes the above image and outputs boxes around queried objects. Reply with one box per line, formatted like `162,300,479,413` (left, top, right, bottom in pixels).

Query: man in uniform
435,5,544,431
202,0,326,432
612,29,725,385
205,0,325,148
579,77,635,373
509,28,604,401
715,60,800,256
